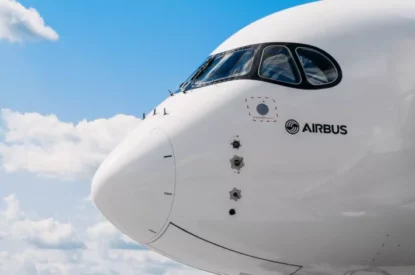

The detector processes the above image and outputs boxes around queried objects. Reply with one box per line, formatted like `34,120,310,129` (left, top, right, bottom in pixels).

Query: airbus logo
285,119,300,135
286,119,348,135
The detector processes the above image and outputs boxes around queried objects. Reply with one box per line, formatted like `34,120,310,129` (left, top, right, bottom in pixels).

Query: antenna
168,90,174,97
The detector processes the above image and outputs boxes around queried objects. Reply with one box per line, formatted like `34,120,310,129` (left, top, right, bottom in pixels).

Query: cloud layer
0,0,58,42
2,194,86,251
0,109,141,181
87,220,147,250
0,194,209,275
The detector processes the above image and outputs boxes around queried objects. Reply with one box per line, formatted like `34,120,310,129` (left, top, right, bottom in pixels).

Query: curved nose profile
91,128,175,244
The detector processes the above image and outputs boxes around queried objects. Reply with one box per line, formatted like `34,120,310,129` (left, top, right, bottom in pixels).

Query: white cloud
87,221,146,250
0,109,141,181
0,0,58,42
86,220,118,240
1,194,86,250
21,219,86,250
0,194,211,275
3,193,24,220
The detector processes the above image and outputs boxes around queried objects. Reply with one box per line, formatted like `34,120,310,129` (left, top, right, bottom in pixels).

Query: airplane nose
91,128,175,244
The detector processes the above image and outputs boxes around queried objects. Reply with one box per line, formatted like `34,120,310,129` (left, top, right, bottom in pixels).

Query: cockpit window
295,47,338,86
192,48,255,86
175,42,342,93
259,46,301,84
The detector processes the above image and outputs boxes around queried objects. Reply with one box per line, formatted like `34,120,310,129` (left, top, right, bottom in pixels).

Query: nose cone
91,128,175,244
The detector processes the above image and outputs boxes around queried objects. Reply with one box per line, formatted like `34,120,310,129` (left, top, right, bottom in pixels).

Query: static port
229,188,242,201
229,209,236,216
230,156,245,171
231,140,241,149
234,159,242,167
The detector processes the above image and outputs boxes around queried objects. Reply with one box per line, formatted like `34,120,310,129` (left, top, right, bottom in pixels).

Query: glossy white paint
92,1,415,274
92,128,175,244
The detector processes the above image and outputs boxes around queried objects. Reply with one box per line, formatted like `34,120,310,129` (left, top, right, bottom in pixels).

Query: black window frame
177,42,342,93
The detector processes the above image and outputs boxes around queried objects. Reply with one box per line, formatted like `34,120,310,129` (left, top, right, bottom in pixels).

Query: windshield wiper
178,80,190,94
179,80,188,89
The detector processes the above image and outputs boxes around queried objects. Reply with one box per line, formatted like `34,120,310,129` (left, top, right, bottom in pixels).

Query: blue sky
0,0,315,274
2,0,316,122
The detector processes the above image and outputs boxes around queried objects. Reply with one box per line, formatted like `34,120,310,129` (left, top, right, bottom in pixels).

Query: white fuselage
91,1,415,274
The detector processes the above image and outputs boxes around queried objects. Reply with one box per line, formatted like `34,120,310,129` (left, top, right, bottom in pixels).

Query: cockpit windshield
192,48,256,86
175,42,341,93
176,47,257,92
